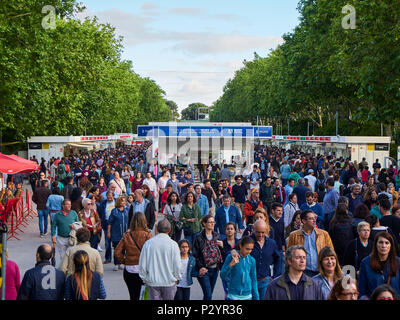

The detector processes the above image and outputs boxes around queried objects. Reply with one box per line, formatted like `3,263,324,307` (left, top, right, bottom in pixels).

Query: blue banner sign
138,125,272,138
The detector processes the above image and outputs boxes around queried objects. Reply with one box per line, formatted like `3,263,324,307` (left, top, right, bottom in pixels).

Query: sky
75,1,301,113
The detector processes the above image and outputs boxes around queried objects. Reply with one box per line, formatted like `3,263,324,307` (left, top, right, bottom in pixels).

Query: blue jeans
112,241,123,265
276,250,285,276
257,277,270,300
38,209,49,234
50,211,57,236
104,230,112,262
197,267,219,300
124,179,130,194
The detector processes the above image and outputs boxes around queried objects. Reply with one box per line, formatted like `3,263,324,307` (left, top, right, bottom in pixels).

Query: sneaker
104,260,111,264
119,264,124,270
113,265,119,271
97,246,103,252
43,232,48,236
40,233,44,238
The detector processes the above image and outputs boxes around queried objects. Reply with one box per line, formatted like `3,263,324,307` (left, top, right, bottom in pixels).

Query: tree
181,103,209,120
0,0,172,145
165,100,180,121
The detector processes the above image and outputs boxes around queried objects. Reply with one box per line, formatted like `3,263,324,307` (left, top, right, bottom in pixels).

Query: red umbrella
0,153,40,174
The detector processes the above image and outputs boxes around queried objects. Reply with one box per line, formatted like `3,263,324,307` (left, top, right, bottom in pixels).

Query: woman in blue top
107,196,129,271
219,222,239,298
359,232,400,299
220,236,259,300
312,246,343,300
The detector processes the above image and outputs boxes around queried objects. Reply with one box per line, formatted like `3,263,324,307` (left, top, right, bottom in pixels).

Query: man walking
232,175,248,223
32,180,52,237
215,195,244,236
264,245,324,300
60,227,104,277
139,219,181,300
287,210,334,277
194,184,209,217
98,191,115,263
51,200,79,267
323,177,339,230
251,220,282,299
17,244,65,300
300,191,324,229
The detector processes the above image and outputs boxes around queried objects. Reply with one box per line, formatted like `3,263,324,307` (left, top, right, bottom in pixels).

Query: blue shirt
323,187,339,215
224,206,230,224
284,185,293,206
303,229,318,272
285,272,307,300
108,207,129,242
250,234,282,279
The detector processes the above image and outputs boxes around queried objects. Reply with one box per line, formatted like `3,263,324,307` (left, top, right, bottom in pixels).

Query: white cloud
141,2,159,11
170,32,283,55
168,7,206,16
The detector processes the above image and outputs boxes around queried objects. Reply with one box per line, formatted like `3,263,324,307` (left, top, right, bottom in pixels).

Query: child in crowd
220,236,259,300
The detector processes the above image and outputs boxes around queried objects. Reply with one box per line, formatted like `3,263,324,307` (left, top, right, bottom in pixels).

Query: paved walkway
6,181,225,300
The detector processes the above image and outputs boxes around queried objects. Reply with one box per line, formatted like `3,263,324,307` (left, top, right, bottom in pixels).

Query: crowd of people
2,142,400,301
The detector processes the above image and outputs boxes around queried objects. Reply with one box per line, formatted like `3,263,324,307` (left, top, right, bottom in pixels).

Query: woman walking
107,196,129,271
78,198,102,249
65,250,106,300
114,212,152,300
358,232,400,298
312,246,343,300
163,192,183,242
192,215,223,300
179,191,202,246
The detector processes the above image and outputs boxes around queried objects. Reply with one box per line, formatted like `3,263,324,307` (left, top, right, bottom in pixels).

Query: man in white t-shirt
304,169,317,192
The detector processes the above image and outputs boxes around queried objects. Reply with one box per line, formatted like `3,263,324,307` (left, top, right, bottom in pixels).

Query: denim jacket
108,207,129,242
178,255,198,286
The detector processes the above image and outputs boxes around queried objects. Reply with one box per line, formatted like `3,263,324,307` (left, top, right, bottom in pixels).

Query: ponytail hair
73,250,93,300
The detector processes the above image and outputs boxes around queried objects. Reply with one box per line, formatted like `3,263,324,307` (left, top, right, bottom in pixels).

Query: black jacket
343,238,373,271
32,187,52,210
17,261,66,300
61,184,74,200
192,229,221,271
128,199,155,230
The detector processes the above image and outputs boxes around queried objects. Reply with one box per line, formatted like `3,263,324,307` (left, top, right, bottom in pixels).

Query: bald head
254,219,267,232
36,244,53,262
254,220,267,241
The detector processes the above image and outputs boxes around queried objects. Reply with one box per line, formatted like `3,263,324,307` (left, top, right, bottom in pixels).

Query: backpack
203,237,222,267
210,171,218,181
57,164,65,176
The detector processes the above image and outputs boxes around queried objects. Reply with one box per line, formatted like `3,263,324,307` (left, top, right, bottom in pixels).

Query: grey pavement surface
6,181,225,300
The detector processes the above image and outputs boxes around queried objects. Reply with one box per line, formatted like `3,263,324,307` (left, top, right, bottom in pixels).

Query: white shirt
177,258,189,288
304,174,317,192
284,201,300,228
143,177,157,197
139,233,181,287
